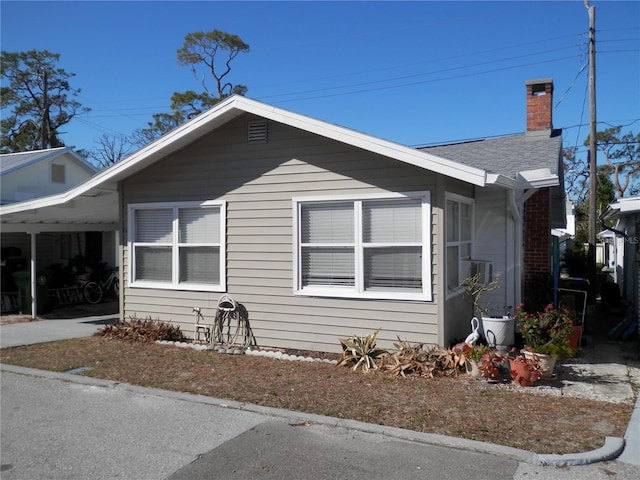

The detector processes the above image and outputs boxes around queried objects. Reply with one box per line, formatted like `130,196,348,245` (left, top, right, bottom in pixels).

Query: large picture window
446,194,473,294
128,201,225,291
294,192,431,301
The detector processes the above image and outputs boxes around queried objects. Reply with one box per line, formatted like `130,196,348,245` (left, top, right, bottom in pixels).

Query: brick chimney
526,78,553,133
522,78,555,310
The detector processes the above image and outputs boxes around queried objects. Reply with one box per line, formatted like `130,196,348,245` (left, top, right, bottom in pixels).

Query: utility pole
585,0,597,303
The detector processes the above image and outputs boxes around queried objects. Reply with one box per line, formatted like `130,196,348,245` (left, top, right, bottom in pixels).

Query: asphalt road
0,370,522,480
2,369,640,480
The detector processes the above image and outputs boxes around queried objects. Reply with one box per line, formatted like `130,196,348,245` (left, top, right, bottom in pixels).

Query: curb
535,436,625,467
1,362,624,466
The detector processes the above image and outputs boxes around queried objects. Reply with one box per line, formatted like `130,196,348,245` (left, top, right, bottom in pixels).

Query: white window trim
292,191,432,301
445,192,474,299
127,200,226,292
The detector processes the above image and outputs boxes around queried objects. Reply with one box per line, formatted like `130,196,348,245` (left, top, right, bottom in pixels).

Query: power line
263,54,581,104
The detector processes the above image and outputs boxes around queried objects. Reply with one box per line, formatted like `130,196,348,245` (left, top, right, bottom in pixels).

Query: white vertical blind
363,199,421,243
135,209,173,243
301,248,354,286
300,202,354,287
179,207,220,243
364,247,421,291
135,246,172,282
362,199,422,291
178,207,220,283
179,247,219,283
301,203,353,243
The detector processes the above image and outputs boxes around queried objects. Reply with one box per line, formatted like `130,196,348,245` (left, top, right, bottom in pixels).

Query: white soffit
517,168,559,188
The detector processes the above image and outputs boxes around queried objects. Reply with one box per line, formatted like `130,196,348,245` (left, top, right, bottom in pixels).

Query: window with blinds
295,193,431,301
129,202,225,291
363,199,422,292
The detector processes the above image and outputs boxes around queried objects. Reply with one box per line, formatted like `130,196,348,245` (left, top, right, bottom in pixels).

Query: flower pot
465,360,481,379
567,326,583,353
481,316,515,348
509,358,538,387
523,350,556,378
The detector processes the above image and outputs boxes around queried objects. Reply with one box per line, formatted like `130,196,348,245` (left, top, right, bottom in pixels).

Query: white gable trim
1,95,489,219
236,97,487,186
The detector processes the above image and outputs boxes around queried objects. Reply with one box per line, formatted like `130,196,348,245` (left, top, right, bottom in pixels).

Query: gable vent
248,121,268,144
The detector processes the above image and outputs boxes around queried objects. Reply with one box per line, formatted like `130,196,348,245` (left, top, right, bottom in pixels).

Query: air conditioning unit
465,260,493,285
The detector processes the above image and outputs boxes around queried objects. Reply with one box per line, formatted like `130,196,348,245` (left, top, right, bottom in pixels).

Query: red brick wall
526,81,553,132
523,188,551,282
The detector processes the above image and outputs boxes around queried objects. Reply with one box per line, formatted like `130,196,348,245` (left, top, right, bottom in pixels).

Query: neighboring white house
0,148,116,312
0,147,96,205
603,196,640,321
0,80,566,351
598,228,624,283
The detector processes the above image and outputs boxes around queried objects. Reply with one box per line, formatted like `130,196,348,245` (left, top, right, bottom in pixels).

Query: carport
0,181,119,318
1,113,245,318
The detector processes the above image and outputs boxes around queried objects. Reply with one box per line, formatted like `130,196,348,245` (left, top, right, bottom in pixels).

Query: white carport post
29,232,37,319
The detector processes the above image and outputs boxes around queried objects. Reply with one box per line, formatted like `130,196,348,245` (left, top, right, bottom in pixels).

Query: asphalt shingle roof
0,147,68,176
418,129,563,179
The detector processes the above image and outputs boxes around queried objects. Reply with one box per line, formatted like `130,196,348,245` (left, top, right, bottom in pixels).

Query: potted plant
477,348,507,381
463,273,514,349
516,303,575,377
452,342,490,378
509,353,543,387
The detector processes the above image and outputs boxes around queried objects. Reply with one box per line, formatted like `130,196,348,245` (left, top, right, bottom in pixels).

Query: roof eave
602,196,640,220
517,168,560,188
2,95,492,218
485,174,519,189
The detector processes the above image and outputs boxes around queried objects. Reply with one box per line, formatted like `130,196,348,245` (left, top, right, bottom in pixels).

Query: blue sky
1,0,639,161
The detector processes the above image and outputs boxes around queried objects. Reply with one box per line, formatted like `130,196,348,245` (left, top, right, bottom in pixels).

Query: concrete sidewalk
1,307,639,468
0,315,116,349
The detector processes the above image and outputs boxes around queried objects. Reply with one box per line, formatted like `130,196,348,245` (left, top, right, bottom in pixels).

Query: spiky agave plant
337,329,388,372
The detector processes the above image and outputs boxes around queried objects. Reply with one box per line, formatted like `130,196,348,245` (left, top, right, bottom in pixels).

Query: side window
129,202,225,291
446,195,473,294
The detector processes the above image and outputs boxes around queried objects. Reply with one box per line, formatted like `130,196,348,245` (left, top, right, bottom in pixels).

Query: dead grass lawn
1,335,634,455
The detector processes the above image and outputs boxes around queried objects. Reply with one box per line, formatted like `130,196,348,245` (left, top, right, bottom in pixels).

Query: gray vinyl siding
441,178,475,344
122,114,440,352
442,186,512,343
474,188,510,316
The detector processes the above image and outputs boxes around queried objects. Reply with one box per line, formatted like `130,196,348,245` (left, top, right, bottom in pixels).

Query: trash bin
12,270,31,315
